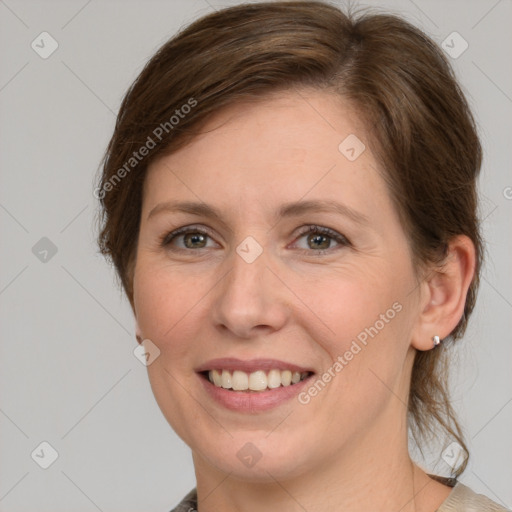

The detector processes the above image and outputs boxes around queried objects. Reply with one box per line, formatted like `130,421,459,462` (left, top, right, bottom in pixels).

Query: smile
195,358,315,412
207,369,311,392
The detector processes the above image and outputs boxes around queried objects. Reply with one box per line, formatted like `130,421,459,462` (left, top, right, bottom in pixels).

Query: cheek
293,264,404,348
133,262,207,442
295,265,412,407
133,261,203,355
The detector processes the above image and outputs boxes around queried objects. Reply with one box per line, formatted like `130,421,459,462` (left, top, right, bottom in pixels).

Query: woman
97,2,509,511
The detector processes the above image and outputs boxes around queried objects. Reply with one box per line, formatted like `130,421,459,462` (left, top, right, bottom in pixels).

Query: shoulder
168,488,197,512
169,484,510,512
438,482,510,512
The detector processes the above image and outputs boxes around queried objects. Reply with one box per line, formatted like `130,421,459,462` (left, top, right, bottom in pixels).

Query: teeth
267,369,281,389
232,370,248,391
207,369,310,391
281,370,292,386
212,369,222,387
249,370,267,391
221,370,232,389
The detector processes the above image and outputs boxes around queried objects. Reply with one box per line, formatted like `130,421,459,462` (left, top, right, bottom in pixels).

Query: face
133,90,423,481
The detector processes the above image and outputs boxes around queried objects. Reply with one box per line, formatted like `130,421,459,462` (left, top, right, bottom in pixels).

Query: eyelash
160,224,351,256
292,225,351,255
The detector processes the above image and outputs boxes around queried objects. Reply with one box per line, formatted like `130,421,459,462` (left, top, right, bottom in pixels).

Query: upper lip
195,357,315,374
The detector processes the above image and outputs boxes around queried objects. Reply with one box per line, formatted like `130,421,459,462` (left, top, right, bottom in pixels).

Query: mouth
199,369,313,392
195,358,315,412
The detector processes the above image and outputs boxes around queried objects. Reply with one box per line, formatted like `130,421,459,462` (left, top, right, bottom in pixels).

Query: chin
189,429,322,483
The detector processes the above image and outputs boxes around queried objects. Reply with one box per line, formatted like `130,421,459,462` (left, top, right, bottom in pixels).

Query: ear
411,235,476,351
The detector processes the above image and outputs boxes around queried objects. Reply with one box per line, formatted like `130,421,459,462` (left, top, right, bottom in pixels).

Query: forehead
143,89,393,226
158,90,367,168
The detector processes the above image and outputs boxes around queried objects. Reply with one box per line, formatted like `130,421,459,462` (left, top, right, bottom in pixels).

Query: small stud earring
432,335,441,348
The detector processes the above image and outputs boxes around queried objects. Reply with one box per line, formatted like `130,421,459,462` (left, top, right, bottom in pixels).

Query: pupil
309,233,329,250
185,233,206,248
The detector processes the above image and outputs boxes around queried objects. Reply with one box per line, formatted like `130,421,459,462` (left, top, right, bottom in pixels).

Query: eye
160,224,350,255
161,226,218,250
292,225,350,255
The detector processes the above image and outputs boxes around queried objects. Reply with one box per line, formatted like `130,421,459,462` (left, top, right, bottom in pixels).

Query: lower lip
198,374,313,413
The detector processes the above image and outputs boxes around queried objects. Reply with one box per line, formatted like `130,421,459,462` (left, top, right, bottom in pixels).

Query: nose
211,246,291,340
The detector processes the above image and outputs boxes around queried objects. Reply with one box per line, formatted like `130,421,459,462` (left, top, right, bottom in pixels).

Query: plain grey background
0,0,511,510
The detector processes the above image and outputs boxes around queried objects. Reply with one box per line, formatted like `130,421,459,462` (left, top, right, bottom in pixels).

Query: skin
132,89,475,512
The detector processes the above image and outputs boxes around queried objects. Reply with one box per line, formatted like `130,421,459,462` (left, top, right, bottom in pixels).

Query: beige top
437,482,509,512
170,482,510,511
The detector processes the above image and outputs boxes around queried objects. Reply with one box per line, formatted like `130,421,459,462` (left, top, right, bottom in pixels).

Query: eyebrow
147,199,369,226
278,199,369,225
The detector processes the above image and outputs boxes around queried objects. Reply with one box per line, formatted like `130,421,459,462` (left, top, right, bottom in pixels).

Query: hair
97,1,482,476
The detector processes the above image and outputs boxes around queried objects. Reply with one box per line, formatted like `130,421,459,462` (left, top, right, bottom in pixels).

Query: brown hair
97,1,482,476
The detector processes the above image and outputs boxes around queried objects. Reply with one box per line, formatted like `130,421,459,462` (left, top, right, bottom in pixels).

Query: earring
136,334,143,344
432,335,441,348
